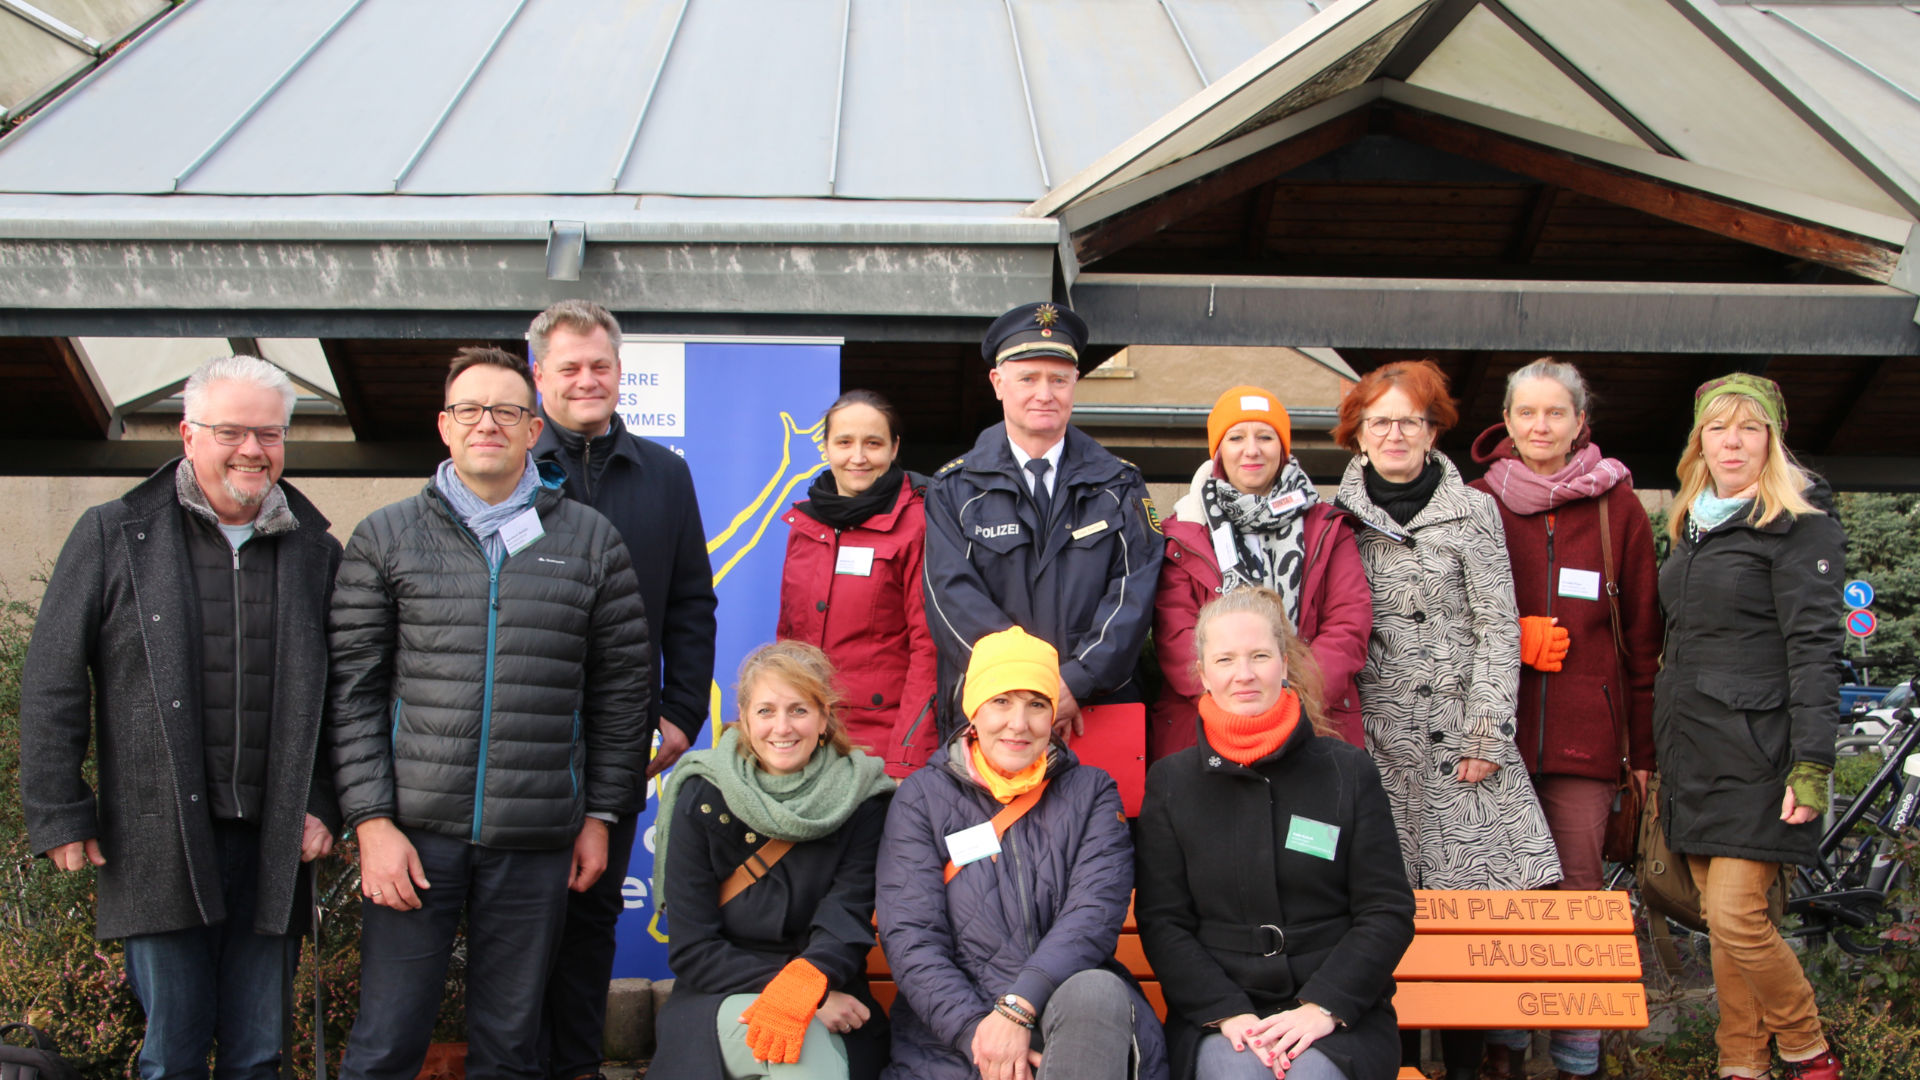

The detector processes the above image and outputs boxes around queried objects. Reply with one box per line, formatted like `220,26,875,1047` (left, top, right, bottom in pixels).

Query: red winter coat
1468,427,1661,780
1152,501,1372,756
779,478,938,777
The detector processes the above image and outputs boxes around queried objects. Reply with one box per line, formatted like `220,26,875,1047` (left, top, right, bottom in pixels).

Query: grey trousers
1197,1033,1346,1080
1034,970,1137,1080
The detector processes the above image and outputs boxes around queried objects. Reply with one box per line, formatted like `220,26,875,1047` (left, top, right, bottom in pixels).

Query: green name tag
1284,815,1341,860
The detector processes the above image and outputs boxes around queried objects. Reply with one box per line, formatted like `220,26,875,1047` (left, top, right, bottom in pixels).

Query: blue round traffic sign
1844,579,1875,609
1847,609,1877,638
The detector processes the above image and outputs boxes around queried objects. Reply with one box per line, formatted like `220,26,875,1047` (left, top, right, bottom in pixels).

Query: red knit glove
1518,616,1570,672
739,958,829,1063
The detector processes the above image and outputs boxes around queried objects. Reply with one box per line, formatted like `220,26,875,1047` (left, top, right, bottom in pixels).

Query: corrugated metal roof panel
621,0,842,197
0,0,356,192
184,0,525,194
833,0,1045,200
400,0,684,194
1163,0,1322,84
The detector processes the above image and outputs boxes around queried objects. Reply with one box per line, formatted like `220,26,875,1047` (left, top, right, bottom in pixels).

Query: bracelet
993,1003,1036,1030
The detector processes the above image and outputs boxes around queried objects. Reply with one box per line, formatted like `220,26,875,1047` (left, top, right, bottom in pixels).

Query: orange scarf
970,740,1049,804
1198,690,1301,767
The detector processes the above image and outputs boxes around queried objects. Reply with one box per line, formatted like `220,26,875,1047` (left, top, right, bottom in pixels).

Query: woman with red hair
1332,360,1559,1080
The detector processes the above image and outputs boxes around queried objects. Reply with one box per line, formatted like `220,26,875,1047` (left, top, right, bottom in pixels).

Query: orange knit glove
1518,616,1570,672
739,958,829,1063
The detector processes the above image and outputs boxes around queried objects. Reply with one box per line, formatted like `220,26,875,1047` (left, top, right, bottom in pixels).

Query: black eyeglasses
189,421,290,447
442,403,532,427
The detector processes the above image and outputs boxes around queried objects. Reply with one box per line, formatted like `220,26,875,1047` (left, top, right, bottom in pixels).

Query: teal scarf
651,727,894,911
1689,489,1752,536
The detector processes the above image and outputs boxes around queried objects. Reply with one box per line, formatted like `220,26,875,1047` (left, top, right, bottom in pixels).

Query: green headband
1694,372,1787,433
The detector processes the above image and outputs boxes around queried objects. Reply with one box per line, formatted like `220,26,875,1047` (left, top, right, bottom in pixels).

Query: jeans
1197,1035,1345,1080
122,821,301,1080
340,828,572,1080
1489,775,1611,1075
716,994,850,1079
1032,970,1136,1080
1687,855,1827,1077
544,812,638,1079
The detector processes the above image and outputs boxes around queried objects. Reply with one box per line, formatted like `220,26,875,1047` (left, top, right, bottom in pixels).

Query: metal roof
0,0,171,124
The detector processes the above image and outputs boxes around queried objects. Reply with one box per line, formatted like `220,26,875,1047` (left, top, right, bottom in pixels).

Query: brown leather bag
1596,497,1643,865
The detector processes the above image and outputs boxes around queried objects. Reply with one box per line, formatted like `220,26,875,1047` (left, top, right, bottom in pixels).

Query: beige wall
0,473,421,602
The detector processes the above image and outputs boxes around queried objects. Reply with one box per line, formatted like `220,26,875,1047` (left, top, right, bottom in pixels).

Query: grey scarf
1200,458,1318,622
434,453,542,566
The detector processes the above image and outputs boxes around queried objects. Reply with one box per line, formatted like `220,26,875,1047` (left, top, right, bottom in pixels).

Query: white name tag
834,546,875,576
1240,395,1271,412
500,506,546,556
1070,519,1109,540
1269,490,1309,515
944,821,1002,868
1558,567,1602,601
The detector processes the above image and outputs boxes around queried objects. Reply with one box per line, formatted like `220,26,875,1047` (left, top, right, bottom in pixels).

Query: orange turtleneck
1198,689,1301,767
970,740,1049,804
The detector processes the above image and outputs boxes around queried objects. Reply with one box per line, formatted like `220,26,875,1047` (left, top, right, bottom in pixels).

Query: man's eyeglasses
1360,415,1431,438
442,403,532,427
189,422,290,447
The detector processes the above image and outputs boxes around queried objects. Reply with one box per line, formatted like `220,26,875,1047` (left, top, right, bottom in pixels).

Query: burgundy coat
1468,429,1661,780
779,478,938,776
1152,502,1372,756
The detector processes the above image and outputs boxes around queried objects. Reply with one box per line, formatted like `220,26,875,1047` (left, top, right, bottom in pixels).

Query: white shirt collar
1007,434,1065,495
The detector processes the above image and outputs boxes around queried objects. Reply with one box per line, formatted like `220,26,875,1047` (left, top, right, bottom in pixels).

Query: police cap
981,301,1089,368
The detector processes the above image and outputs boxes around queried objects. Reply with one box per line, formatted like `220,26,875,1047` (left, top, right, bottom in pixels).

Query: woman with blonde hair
1654,373,1843,1080
1137,586,1415,1080
651,641,898,1080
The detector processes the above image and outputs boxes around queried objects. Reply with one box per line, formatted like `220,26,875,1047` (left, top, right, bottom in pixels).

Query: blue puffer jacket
876,736,1168,1080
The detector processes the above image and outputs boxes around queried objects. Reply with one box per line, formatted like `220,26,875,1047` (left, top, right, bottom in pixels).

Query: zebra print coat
1336,454,1561,891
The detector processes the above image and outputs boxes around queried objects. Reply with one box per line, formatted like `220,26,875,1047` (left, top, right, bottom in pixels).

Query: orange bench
868,889,1647,1064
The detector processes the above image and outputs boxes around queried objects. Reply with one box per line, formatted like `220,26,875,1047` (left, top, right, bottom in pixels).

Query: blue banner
608,338,840,979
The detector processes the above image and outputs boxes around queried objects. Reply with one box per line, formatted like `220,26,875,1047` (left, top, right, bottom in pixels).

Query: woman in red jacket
1467,359,1660,1080
1152,385,1372,758
779,390,937,776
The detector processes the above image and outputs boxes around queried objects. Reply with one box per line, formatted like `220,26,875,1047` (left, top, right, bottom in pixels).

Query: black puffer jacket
1653,483,1846,866
327,473,652,850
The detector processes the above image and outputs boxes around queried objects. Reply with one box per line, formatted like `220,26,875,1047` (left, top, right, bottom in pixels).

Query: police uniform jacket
922,422,1162,733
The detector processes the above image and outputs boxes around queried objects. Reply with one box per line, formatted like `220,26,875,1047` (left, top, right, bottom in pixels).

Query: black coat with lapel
19,462,342,939
1136,719,1416,1080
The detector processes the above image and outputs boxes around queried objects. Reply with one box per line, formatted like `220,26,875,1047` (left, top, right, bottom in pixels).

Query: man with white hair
20,355,343,1080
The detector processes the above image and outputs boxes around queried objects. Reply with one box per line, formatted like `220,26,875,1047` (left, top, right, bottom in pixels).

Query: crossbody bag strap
1597,498,1630,772
719,838,796,906
943,780,1051,884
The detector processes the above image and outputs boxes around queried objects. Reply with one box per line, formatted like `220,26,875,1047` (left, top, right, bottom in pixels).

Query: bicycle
1786,683,1920,955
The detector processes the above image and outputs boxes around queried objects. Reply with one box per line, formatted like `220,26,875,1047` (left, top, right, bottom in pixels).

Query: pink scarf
1482,442,1630,514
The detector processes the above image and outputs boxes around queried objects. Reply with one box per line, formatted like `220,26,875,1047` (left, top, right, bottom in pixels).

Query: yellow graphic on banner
649,413,827,944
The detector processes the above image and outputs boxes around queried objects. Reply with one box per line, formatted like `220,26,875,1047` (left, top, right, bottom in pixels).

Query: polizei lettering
974,523,1022,539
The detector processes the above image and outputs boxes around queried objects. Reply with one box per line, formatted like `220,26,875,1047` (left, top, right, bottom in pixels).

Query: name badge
1284,815,1341,860
1070,519,1109,541
499,506,545,556
1557,567,1602,601
835,546,875,576
944,821,1002,868
1268,490,1309,515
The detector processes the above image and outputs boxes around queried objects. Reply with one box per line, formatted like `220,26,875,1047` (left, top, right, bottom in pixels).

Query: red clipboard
1066,702,1147,816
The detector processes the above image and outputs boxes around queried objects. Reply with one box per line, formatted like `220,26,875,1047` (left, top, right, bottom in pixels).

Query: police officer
923,301,1163,739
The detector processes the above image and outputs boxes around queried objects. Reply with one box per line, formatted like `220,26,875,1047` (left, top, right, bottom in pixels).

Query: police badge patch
1143,495,1163,535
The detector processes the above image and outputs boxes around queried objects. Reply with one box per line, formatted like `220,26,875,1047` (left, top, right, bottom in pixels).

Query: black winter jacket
650,778,891,1080
534,413,717,742
1653,486,1846,866
20,463,341,939
327,471,652,849
922,424,1162,734
187,514,277,821
1136,720,1415,1080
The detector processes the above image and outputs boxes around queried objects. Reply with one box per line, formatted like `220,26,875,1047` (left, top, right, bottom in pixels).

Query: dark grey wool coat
19,463,342,940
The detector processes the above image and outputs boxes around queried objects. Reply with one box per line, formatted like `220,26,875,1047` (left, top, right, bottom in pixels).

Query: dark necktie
1025,457,1053,525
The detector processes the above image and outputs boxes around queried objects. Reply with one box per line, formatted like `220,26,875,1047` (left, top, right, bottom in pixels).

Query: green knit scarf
651,726,894,911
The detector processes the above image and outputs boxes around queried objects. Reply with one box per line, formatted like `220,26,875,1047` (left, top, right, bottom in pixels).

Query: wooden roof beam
1384,105,1903,283
319,338,376,441
50,336,114,438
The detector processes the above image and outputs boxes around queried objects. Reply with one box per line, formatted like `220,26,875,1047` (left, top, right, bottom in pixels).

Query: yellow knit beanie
962,627,1060,720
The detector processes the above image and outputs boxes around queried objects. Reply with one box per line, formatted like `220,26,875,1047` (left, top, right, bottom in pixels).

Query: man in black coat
923,302,1163,738
327,348,651,1080
20,356,343,1080
527,299,719,1080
